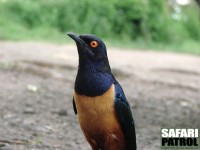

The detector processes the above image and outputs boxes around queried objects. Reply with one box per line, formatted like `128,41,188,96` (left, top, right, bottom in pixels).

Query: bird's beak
67,32,83,46
67,32,94,58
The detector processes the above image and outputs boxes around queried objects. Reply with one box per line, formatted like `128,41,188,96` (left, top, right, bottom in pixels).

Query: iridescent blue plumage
75,60,113,96
68,33,137,150
114,78,137,150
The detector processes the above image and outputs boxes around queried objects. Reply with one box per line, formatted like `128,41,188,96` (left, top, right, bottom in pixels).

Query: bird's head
67,33,111,72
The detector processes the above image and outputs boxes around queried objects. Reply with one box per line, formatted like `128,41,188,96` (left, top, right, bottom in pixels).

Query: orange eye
90,41,98,48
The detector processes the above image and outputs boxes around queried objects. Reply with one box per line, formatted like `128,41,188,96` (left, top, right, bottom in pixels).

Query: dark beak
67,32,83,46
67,32,94,57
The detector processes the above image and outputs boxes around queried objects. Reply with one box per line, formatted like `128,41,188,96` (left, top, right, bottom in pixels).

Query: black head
67,33,113,96
67,33,111,73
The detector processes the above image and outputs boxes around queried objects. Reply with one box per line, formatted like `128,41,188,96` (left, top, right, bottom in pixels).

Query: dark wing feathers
114,79,137,150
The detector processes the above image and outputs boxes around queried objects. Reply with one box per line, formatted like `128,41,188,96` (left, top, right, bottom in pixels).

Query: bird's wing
73,97,77,115
114,80,137,150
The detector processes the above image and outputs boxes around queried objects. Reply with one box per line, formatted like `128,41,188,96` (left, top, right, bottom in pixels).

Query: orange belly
74,84,127,150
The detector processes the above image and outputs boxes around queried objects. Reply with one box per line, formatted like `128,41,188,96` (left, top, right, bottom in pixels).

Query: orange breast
74,84,127,150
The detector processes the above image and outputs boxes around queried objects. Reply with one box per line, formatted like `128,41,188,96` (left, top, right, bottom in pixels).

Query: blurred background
0,0,200,53
0,0,200,150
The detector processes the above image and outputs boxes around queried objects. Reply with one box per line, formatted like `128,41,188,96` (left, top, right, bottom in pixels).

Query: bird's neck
75,60,113,97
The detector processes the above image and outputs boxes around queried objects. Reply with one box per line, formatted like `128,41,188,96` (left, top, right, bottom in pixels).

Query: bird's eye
90,41,98,48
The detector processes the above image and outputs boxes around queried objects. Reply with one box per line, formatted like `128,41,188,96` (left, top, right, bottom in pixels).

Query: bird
67,33,137,150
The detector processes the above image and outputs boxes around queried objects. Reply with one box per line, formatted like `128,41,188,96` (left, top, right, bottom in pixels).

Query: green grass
0,24,199,55
0,16,199,55
0,0,199,55
104,37,200,55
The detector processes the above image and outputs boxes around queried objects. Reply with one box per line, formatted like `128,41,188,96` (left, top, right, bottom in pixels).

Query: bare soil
0,41,200,150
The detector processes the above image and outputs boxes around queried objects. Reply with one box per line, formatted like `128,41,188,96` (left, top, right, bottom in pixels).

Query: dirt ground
0,41,200,150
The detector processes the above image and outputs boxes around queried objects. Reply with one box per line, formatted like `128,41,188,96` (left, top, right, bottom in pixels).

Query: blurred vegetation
0,0,199,54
